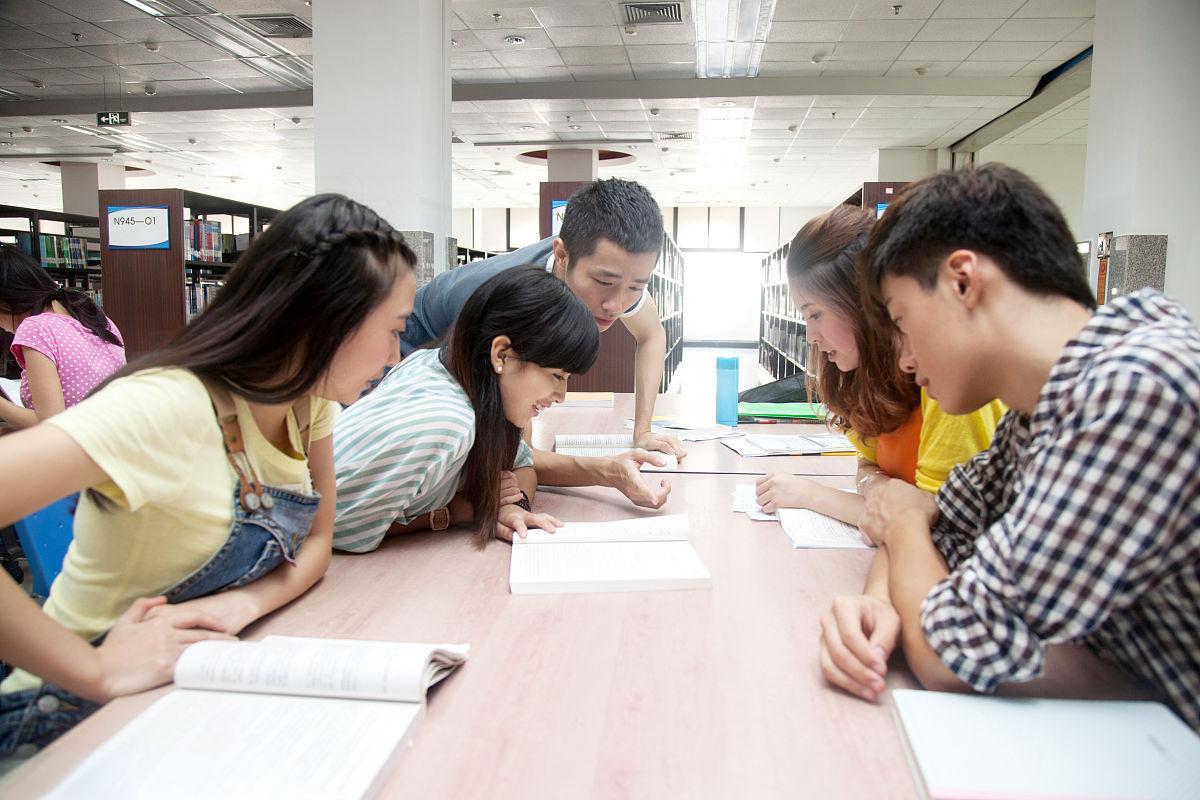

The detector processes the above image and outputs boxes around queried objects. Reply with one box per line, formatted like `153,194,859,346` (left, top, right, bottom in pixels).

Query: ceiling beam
452,76,1039,102
0,90,313,119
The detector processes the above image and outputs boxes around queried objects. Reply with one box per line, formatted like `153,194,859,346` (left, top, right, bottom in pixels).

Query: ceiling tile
932,0,1024,17
763,42,827,61
0,50,53,69
546,26,622,47
913,18,1003,41
11,66,96,84
144,78,237,96
0,1,73,24
17,46,108,68
831,42,905,60
1065,18,1093,41
527,98,588,111
886,60,961,77
773,0,855,21
969,41,1050,60
754,95,816,107
757,62,825,77
1012,59,1059,77
1015,0,1095,18
154,40,231,61
839,20,924,41
91,17,196,42
821,61,892,76
216,76,289,92
567,64,634,80
850,0,940,19
80,43,171,64
493,48,564,68
452,68,513,83
870,94,932,107
559,46,628,66
990,18,1090,41
455,8,541,29
452,51,502,69
768,20,845,41
618,25,694,45
185,59,270,79
119,61,204,81
626,44,694,64
531,4,618,27
584,98,643,110
1038,41,1090,62
450,31,486,51
476,28,555,50
27,21,126,46
631,62,695,78
0,26,64,49
507,66,573,82
899,41,980,60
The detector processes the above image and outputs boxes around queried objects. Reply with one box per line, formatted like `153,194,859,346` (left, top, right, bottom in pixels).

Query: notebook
509,514,711,594
737,401,826,421
554,434,678,470
44,636,469,800
778,508,869,549
0,377,20,406
560,391,615,408
732,484,778,521
892,690,1200,800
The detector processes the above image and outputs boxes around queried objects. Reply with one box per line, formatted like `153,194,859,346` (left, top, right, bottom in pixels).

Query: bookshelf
455,245,501,267
0,204,104,306
97,189,279,356
567,231,685,394
758,239,809,381
841,181,909,218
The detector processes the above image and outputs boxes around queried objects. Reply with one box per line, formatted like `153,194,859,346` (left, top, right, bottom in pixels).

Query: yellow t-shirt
849,388,1006,494
2,368,337,693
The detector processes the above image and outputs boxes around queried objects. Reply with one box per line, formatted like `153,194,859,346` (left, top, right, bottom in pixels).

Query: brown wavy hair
786,205,919,440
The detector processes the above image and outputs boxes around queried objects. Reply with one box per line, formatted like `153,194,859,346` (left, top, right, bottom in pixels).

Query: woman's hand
755,473,816,513
495,505,563,542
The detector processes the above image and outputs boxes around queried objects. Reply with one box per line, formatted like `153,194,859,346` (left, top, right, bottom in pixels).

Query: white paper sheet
510,539,711,594
732,484,778,521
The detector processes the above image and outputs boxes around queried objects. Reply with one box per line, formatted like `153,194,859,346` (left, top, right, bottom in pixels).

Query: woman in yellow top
0,194,418,760
756,204,1006,523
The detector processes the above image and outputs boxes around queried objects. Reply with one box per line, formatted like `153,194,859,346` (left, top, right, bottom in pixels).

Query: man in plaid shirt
815,164,1200,731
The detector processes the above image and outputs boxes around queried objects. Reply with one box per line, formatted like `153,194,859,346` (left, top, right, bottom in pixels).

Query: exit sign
97,111,131,126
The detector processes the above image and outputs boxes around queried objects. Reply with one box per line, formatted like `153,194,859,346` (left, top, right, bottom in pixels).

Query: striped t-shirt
332,347,534,553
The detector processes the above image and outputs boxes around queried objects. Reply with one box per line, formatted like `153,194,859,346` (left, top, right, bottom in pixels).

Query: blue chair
14,494,77,598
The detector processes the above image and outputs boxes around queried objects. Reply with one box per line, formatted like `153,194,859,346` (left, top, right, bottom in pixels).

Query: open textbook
778,508,869,549
554,434,679,470
510,514,711,594
893,690,1200,800
723,433,853,458
44,636,470,800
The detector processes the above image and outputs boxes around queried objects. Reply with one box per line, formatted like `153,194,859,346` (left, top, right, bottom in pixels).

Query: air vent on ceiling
451,135,466,144
239,15,313,38
621,2,684,25
655,131,694,140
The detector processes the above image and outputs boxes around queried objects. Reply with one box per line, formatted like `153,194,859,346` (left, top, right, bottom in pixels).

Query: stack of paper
893,691,1200,800
510,515,711,594
723,433,854,458
560,392,614,408
778,508,868,549
732,484,778,521
554,434,678,470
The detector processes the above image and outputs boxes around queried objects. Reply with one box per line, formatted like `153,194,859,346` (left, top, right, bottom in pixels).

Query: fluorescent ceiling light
117,0,163,15
694,0,775,78
60,125,100,136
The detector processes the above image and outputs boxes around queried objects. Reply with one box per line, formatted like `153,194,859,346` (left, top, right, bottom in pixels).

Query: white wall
682,251,764,343
451,208,473,247
978,144,1088,242
476,207,507,252
1083,0,1200,315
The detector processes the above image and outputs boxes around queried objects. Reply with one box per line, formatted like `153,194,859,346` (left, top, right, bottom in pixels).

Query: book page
732,484,778,521
510,540,711,594
893,691,1200,800
44,691,422,800
555,433,632,449
553,436,678,470
519,514,688,544
778,508,869,549
174,638,468,702
744,434,853,454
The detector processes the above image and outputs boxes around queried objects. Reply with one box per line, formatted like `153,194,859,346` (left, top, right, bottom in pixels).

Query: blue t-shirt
401,238,556,355
401,237,650,355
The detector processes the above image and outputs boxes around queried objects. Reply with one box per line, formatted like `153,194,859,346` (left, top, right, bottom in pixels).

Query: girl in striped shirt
333,265,600,551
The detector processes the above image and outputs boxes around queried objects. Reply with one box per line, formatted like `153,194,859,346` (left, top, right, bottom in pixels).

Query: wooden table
534,394,857,477
4,469,1147,799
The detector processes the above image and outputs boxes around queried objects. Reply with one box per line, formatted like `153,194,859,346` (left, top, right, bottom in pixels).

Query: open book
554,434,678,470
778,508,869,549
510,514,711,594
44,636,469,800
724,433,853,458
893,690,1200,800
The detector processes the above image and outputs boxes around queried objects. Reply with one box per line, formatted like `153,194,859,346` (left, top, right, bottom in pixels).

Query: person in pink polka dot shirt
0,245,125,430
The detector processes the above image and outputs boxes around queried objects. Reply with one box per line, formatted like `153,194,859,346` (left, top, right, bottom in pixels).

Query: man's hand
602,450,672,509
633,430,687,461
858,478,937,546
818,594,900,702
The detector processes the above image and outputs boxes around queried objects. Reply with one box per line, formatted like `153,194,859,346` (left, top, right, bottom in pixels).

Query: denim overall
0,384,320,761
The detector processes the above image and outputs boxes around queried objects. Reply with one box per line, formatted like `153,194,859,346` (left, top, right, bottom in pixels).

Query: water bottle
715,357,739,427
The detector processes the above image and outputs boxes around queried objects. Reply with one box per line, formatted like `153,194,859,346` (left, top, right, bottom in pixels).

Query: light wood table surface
534,393,857,477
3,471,1148,799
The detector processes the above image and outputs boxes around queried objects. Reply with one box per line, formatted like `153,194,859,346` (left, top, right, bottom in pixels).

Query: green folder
737,402,826,421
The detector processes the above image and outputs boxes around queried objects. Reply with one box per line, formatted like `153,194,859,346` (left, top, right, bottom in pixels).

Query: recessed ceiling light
144,41,160,52
504,35,525,45
568,124,581,130
628,145,638,149
450,38,458,47
51,118,68,123
648,108,660,116
811,54,824,64
718,101,735,107
519,125,534,131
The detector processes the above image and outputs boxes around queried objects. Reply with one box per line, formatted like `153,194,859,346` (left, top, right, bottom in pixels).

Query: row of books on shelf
763,283,801,318
186,220,224,263
11,232,98,270
762,320,806,360
186,280,223,320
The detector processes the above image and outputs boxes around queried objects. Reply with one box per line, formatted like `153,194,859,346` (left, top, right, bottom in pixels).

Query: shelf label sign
97,111,131,126
106,205,170,249
551,199,568,236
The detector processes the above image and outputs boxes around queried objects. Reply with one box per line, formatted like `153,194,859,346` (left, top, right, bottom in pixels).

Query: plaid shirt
922,290,1200,730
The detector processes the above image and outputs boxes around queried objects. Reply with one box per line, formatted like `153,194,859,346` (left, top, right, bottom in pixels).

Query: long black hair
103,193,416,403
0,244,122,347
443,265,599,546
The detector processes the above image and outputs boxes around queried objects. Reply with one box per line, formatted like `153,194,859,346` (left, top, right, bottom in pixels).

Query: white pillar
312,0,452,283
60,161,126,217
1082,0,1200,315
547,149,599,182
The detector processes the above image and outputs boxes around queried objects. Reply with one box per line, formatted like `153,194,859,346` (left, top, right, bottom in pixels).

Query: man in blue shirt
403,179,685,508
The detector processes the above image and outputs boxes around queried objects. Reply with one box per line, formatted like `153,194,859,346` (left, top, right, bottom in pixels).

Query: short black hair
558,177,664,266
862,164,1096,311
